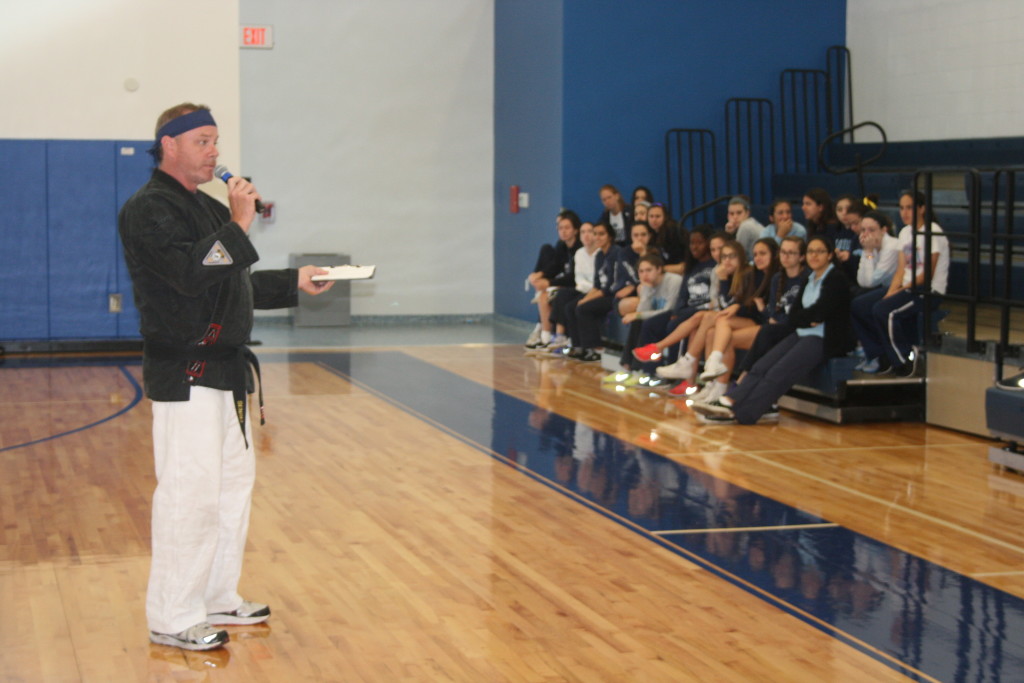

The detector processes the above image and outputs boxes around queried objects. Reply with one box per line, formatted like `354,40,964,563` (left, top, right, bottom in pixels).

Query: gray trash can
289,253,351,327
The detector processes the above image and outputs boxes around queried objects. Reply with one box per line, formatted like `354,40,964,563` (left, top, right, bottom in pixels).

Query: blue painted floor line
302,350,1024,683
0,365,143,453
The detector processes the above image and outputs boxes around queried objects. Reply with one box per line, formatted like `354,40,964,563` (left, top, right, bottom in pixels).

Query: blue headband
149,109,217,157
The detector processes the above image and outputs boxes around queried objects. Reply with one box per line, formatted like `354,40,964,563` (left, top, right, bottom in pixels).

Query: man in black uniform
119,103,333,650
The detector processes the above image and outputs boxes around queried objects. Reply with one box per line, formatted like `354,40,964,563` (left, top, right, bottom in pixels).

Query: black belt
144,341,264,446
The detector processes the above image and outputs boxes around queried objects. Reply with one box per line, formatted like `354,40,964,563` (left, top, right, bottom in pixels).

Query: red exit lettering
240,25,273,49
243,28,265,46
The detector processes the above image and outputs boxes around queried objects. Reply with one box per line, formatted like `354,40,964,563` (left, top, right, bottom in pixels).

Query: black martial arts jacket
119,169,297,403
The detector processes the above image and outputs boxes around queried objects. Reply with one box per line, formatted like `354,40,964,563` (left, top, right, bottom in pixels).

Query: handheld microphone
213,164,265,213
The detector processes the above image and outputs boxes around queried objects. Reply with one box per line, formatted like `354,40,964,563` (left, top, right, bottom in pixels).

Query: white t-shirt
857,232,900,289
897,222,949,295
573,247,599,294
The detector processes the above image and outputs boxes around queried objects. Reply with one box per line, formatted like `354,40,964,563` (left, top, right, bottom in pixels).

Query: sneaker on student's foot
545,335,569,352
690,399,734,419
632,344,663,362
602,369,633,384
150,622,229,651
622,372,645,387
578,349,602,362
656,358,694,380
667,380,698,396
758,405,780,423
524,324,542,348
646,376,672,389
698,358,729,383
690,381,726,404
856,357,880,373
208,600,271,626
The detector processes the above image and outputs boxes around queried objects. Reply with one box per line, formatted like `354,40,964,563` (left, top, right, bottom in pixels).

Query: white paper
310,265,376,281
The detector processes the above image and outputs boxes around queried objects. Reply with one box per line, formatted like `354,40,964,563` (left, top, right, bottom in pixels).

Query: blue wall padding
0,139,152,341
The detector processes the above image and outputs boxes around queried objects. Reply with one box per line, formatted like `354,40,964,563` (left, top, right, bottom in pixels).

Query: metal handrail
678,195,733,228
826,46,854,142
725,98,774,205
780,68,828,173
664,128,717,220
911,170,983,353
818,121,888,199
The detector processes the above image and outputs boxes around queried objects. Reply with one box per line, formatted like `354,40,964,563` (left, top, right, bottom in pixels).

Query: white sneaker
690,381,725,404
150,622,229,650
524,323,541,348
698,358,729,383
690,399,734,419
208,600,271,626
656,358,694,380
545,335,568,351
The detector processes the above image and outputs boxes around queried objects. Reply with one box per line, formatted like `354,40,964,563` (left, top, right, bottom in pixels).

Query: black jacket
787,265,856,358
119,169,297,401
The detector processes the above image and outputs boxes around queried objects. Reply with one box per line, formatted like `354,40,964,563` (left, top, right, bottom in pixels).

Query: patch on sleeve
202,241,234,266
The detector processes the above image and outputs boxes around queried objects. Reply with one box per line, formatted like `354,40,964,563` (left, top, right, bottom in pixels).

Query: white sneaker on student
691,381,727,404
656,358,694,380
699,357,729,383
690,399,734,419
524,323,542,348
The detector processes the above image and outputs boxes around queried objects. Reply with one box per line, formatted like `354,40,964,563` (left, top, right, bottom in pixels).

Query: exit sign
240,25,273,49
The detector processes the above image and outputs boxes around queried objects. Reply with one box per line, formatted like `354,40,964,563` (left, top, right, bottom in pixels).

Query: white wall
0,0,242,191
239,0,495,316
847,0,1024,141
0,0,495,318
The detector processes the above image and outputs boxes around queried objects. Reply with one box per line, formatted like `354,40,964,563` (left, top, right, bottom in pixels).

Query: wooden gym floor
2,343,1023,682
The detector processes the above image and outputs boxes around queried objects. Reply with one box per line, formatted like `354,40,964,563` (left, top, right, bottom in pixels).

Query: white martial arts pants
147,386,254,634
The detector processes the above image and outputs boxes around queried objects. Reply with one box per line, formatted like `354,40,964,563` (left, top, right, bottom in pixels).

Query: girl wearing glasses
692,236,855,424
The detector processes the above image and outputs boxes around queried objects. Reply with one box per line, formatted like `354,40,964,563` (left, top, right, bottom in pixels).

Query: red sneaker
632,344,663,362
668,380,697,396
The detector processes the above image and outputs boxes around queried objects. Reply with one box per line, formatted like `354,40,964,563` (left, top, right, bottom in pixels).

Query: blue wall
0,140,151,341
494,0,565,323
495,0,847,321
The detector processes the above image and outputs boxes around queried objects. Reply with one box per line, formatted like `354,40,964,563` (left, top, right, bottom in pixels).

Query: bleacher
655,45,1024,426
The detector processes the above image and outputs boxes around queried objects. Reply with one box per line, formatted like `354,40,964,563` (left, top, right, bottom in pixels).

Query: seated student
762,198,808,244
866,191,950,376
831,194,873,282
801,188,840,237
546,221,599,351
632,185,654,206
647,203,689,275
598,184,633,245
614,226,718,383
605,252,683,385
723,195,765,255
615,222,657,319
692,236,855,425
564,223,633,362
848,210,900,371
633,200,651,223
730,236,809,381
690,237,780,403
633,238,750,383
855,210,899,292
525,210,581,349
